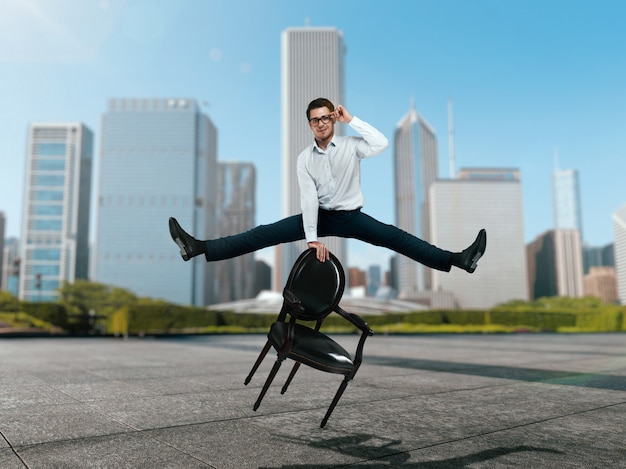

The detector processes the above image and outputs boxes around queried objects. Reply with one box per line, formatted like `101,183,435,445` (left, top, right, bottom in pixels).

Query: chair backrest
284,249,345,321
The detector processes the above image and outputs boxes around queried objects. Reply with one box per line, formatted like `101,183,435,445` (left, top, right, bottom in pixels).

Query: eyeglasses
308,114,333,126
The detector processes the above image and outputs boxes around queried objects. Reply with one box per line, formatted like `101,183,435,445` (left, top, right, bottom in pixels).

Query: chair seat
269,322,354,375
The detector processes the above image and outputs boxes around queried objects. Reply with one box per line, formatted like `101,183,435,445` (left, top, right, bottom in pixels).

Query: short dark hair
306,98,335,120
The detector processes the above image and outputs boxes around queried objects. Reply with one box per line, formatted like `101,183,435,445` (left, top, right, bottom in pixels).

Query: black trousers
205,208,452,271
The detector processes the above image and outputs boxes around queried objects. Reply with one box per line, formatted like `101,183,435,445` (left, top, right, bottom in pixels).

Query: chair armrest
283,288,305,317
334,306,373,379
335,306,374,336
277,289,305,358
283,288,300,306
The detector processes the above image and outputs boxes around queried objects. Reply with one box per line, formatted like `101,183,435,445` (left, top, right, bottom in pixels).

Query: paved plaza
1,333,625,468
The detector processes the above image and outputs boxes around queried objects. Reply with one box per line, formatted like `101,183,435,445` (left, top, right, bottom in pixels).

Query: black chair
244,248,374,427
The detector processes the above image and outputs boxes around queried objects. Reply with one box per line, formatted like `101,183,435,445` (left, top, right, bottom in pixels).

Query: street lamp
35,272,42,302
34,272,42,318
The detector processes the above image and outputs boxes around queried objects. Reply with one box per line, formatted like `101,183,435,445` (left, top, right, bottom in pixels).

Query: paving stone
1,334,625,468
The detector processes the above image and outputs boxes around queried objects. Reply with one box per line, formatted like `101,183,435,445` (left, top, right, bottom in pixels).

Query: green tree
0,291,20,312
58,280,138,318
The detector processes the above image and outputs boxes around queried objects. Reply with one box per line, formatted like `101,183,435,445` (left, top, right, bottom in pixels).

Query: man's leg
318,209,453,271
169,215,305,262
318,209,486,273
205,215,305,261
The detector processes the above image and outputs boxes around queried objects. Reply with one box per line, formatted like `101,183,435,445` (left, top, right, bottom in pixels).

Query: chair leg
244,340,272,385
281,362,301,394
320,377,350,428
253,359,282,411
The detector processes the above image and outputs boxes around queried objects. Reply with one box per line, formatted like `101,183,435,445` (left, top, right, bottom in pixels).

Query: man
169,98,486,273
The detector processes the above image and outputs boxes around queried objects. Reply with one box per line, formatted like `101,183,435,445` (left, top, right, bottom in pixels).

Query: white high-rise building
96,98,217,306
276,26,346,288
612,203,626,304
19,123,93,301
393,105,438,297
429,168,528,308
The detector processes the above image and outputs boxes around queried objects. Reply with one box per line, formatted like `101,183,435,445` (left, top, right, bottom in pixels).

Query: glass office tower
553,168,583,236
214,162,256,302
394,105,438,297
0,211,4,290
95,98,217,306
2,237,20,296
19,123,93,301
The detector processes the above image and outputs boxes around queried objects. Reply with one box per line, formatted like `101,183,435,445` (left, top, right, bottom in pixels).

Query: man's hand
332,105,353,124
307,241,330,262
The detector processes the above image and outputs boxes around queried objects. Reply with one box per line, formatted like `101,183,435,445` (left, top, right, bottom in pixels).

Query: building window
35,174,65,186
36,159,66,171
34,190,63,201
34,220,63,231
30,264,61,275
32,249,61,261
37,143,66,155
34,205,63,216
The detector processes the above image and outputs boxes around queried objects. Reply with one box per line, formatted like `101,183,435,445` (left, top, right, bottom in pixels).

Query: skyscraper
527,229,584,298
553,168,583,236
583,243,615,274
276,26,346,287
95,98,217,306
612,203,626,304
583,266,618,304
2,237,19,296
214,162,256,302
254,260,272,295
367,264,381,296
0,211,5,290
19,123,93,301
429,168,528,308
393,104,438,297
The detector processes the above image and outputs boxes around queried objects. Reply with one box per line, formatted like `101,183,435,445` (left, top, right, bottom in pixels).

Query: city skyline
2,0,625,272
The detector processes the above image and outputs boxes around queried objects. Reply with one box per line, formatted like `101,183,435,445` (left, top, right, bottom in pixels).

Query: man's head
307,98,335,144
306,98,335,121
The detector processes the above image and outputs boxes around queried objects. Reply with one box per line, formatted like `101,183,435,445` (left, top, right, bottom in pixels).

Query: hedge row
20,302,69,328
6,299,625,335
109,305,278,335
106,305,626,335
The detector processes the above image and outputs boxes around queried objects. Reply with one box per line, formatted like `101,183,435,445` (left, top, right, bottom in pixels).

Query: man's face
308,106,335,141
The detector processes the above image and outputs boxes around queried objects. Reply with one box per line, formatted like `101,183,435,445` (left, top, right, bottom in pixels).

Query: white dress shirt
296,116,389,243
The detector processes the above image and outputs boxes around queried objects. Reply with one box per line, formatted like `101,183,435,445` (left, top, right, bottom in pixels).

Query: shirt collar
313,136,338,154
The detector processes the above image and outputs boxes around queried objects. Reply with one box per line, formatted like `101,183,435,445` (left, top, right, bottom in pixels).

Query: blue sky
1,0,625,271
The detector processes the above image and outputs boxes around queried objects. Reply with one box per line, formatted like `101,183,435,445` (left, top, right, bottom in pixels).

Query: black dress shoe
169,217,202,261
458,229,487,273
